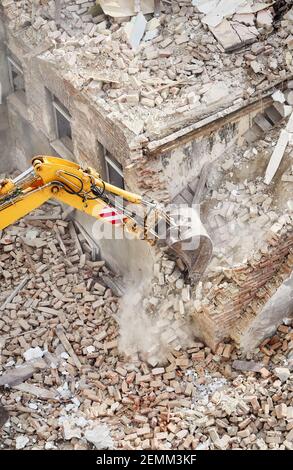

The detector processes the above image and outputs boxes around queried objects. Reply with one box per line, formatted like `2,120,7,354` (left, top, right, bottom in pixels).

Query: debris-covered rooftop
2,0,293,140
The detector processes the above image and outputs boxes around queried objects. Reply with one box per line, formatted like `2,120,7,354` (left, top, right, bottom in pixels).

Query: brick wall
194,229,293,349
4,26,135,179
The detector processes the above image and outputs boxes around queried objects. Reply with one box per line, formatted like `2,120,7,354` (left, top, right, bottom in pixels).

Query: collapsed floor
0,203,292,450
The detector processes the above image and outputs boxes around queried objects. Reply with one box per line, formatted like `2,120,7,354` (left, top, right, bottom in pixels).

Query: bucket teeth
164,208,213,278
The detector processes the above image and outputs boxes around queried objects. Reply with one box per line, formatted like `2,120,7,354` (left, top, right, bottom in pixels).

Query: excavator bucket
159,207,213,279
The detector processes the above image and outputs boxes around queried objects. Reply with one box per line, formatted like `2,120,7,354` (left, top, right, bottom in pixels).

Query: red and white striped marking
99,206,126,225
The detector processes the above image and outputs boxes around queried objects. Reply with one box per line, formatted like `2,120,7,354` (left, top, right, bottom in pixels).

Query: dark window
52,96,72,151
105,153,124,189
7,55,25,93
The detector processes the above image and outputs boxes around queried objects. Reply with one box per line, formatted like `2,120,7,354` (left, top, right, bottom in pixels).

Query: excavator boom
0,156,212,277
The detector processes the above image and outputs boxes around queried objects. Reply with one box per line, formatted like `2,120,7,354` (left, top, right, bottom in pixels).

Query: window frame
51,95,73,153
52,97,72,138
104,152,125,189
7,55,25,93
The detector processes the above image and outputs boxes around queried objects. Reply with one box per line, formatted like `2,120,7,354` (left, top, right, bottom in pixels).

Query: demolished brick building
0,0,292,351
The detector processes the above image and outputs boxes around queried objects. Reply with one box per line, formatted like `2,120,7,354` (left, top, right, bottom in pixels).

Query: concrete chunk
210,19,242,51
202,81,230,106
125,13,147,49
272,90,285,104
84,424,113,449
256,9,273,29
232,360,264,372
274,367,290,382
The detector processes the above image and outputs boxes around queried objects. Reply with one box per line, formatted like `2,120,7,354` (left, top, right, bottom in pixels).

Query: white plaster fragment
15,436,29,449
125,13,147,49
84,424,113,449
264,129,289,185
23,347,44,361
272,90,286,104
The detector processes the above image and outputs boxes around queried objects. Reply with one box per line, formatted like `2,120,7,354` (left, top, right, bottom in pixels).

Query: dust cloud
118,279,195,366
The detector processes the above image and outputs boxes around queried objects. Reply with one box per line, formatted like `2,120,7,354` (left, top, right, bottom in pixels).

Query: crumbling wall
0,16,10,100
3,25,135,176
192,231,293,350
71,93,132,170
156,122,238,201
3,27,44,169
240,268,293,352
0,17,12,173
133,110,260,203
6,93,53,170
0,105,12,173
188,122,293,350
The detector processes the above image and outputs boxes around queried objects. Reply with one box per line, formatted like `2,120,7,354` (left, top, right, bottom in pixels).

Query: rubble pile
205,137,293,267
125,116,292,351
0,203,292,450
3,112,292,450
1,0,292,138
182,117,293,348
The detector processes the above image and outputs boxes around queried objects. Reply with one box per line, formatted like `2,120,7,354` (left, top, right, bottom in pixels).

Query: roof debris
2,1,292,139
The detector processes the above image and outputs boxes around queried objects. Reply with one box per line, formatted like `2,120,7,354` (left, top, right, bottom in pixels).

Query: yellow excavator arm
0,156,213,277
0,156,145,233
